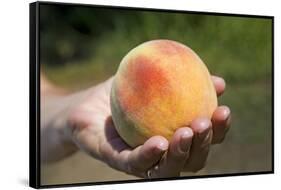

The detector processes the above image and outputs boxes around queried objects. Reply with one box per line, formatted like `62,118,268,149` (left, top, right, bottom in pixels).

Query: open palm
67,75,231,178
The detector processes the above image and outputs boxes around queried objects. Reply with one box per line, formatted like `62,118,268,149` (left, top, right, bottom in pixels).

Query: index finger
126,136,168,177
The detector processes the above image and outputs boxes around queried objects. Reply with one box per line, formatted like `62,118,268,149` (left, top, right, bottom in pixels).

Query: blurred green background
40,4,273,185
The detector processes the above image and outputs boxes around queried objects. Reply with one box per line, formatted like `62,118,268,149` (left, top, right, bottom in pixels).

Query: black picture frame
29,1,274,189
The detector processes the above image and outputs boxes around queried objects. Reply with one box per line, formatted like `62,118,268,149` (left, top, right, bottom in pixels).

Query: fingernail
199,128,212,140
222,106,231,120
156,141,168,153
180,130,192,152
224,115,232,132
196,119,212,139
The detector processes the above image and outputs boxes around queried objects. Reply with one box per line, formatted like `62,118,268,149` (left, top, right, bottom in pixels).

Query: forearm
40,94,75,162
40,88,91,163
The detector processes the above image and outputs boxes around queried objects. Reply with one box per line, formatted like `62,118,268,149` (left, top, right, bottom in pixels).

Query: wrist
58,88,96,153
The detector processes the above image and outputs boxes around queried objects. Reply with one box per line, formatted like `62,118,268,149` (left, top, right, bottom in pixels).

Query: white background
0,0,279,189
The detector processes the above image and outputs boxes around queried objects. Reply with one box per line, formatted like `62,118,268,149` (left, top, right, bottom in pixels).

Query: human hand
65,75,231,178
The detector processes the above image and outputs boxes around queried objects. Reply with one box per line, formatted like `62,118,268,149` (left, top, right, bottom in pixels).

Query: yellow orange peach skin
110,40,217,147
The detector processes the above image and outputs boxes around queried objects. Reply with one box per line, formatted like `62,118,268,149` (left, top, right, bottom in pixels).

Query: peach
110,40,217,148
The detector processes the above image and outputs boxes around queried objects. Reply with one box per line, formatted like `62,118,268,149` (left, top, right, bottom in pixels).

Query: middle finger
148,127,193,178
183,118,213,172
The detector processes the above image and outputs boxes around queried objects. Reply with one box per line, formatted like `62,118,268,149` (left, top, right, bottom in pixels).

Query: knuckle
126,158,145,176
190,162,206,173
184,156,208,173
125,163,134,175
213,135,226,144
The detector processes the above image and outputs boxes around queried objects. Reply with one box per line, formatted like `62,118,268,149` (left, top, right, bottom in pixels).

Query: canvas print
29,1,273,188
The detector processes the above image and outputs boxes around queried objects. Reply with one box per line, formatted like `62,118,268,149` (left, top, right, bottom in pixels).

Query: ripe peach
110,40,217,147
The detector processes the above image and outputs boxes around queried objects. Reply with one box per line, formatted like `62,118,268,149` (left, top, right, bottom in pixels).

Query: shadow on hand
104,116,132,153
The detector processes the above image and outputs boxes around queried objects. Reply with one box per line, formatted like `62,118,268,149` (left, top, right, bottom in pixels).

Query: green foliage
40,5,272,87
41,4,272,173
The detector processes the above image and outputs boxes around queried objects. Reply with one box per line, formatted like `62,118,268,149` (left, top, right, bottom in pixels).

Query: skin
41,74,231,178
